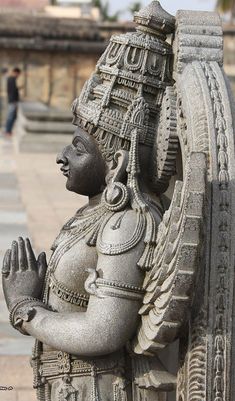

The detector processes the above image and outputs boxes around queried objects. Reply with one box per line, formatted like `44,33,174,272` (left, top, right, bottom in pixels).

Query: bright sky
110,0,217,19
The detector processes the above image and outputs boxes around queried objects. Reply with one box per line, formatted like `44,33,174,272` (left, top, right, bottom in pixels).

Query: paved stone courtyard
0,134,86,400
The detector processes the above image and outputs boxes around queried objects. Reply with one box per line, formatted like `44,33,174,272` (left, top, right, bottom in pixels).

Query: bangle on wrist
9,297,46,336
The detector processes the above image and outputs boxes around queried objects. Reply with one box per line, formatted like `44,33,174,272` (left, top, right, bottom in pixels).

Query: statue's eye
72,138,87,154
76,143,86,153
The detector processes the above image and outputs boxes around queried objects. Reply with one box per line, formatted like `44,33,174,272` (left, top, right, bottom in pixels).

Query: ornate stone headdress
72,1,175,161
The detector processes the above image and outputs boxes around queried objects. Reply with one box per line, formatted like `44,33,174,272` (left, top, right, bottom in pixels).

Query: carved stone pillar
174,10,235,401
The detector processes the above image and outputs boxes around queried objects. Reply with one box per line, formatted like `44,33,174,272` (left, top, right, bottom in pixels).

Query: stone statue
2,2,235,401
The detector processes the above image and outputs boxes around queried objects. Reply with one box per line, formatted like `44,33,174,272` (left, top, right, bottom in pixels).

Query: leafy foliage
216,0,235,19
128,1,142,16
92,0,120,21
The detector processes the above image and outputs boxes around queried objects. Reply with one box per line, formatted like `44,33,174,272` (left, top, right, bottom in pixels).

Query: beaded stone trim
49,273,89,308
85,270,145,301
95,278,144,300
96,279,144,301
97,278,144,294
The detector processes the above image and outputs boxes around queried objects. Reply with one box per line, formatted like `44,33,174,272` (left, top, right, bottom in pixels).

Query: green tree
129,1,142,16
216,0,235,21
92,0,120,21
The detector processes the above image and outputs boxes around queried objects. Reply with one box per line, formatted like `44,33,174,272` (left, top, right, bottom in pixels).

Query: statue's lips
60,167,70,177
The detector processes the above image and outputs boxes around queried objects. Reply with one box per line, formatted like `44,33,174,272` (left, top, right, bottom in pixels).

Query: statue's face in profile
56,127,106,196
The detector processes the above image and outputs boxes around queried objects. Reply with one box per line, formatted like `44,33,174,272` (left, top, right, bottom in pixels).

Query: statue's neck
87,193,103,209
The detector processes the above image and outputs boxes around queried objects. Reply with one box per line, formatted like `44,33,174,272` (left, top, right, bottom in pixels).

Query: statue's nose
56,146,70,164
56,153,65,165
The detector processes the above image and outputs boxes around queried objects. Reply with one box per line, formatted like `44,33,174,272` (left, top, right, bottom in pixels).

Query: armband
85,269,144,301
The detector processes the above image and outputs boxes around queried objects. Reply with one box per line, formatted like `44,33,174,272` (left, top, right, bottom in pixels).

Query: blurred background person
4,67,21,137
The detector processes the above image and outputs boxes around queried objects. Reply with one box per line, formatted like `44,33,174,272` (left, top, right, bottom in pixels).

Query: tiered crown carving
72,1,175,148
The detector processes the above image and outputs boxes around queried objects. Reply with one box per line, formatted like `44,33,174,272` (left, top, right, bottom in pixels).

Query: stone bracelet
9,297,46,336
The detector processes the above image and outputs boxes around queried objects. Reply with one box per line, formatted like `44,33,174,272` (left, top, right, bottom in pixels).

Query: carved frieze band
177,61,231,401
49,273,89,308
202,62,230,401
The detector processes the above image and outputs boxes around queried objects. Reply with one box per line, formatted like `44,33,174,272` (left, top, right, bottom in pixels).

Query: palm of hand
2,237,47,310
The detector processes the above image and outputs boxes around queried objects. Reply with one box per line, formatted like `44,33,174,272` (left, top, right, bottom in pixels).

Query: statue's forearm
23,298,140,356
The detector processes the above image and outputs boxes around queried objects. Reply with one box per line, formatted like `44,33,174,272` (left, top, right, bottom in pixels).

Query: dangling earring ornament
102,182,129,212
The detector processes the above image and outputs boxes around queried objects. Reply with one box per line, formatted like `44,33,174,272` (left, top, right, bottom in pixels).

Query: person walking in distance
5,67,21,136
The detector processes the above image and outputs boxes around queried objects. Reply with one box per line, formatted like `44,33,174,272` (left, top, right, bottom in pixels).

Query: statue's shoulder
99,208,139,242
96,202,161,257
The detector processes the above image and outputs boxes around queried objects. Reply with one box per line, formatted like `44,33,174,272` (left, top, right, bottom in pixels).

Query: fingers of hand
38,252,47,278
18,237,28,271
2,249,11,277
10,241,19,273
25,238,37,270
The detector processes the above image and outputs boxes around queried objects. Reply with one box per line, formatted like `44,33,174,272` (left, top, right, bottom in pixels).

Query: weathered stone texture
1,3,235,401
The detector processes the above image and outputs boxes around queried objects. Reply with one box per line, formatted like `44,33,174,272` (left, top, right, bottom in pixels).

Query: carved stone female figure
2,113,165,401
2,2,235,401
2,3,175,399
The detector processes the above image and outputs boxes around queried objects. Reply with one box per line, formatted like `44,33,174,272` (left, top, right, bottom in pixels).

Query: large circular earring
102,182,129,212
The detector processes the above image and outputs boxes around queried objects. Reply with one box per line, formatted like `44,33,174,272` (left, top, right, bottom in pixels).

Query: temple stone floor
0,134,86,400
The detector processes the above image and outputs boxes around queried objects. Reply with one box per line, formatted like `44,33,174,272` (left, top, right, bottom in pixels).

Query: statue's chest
54,237,97,287
46,232,98,313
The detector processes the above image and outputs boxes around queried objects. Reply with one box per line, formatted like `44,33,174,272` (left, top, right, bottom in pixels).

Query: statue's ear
105,150,129,184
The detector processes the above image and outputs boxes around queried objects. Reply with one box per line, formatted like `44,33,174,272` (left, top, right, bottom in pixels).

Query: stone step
18,109,74,134
16,133,71,153
21,120,74,134
15,101,74,152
